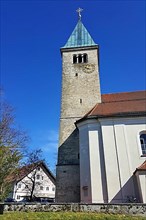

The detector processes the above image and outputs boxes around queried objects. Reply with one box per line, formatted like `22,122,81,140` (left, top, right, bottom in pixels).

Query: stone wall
1,203,146,217
56,45,101,203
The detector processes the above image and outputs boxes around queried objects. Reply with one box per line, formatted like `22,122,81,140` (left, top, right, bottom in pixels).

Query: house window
46,187,49,191
17,195,20,199
73,53,88,64
37,167,40,171
42,176,43,180
25,184,29,189
52,187,55,191
40,186,43,190
18,184,21,188
140,132,146,155
36,174,40,180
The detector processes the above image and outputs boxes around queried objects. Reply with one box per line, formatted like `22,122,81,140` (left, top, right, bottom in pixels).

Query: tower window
73,53,88,64
80,99,82,104
73,55,77,64
83,53,88,63
75,73,78,77
78,54,82,63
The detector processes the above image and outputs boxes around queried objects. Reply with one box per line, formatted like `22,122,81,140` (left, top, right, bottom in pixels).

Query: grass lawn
0,212,146,220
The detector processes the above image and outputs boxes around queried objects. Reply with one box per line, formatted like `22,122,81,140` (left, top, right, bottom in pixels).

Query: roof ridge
102,98,146,104
102,90,146,96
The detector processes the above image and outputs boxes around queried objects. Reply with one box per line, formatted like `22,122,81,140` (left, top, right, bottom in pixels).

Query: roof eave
60,45,98,54
75,111,146,125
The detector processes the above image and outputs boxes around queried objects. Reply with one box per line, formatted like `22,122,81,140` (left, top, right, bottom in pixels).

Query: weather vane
76,8,83,20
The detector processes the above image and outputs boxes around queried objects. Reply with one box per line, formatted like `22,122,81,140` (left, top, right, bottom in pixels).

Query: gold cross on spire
76,8,83,20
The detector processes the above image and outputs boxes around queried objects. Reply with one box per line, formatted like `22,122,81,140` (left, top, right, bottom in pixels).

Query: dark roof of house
76,90,146,123
134,160,146,174
7,161,55,184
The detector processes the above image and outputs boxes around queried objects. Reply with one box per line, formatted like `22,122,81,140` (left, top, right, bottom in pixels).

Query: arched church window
140,132,146,155
73,55,77,64
78,54,82,63
73,53,88,64
83,53,88,63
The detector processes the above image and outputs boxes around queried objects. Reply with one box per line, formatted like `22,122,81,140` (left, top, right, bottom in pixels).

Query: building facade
11,162,55,202
76,92,146,203
55,13,146,203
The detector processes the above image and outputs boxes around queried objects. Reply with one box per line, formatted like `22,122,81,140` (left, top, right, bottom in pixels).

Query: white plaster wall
77,116,146,203
78,122,92,203
138,173,146,203
100,117,146,203
78,119,105,203
88,126,104,203
100,121,122,202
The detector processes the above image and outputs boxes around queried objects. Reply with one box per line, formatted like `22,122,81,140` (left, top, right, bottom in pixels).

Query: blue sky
1,0,145,172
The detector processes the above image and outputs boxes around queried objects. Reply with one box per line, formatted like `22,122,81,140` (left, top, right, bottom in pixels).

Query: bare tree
15,149,44,201
0,94,28,201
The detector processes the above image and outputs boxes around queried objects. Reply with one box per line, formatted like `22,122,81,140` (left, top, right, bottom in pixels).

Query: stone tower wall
56,46,101,202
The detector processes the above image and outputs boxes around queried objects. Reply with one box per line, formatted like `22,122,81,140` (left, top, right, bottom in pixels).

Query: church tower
55,9,101,202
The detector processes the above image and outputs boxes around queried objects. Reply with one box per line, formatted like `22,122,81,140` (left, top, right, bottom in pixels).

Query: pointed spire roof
62,20,97,48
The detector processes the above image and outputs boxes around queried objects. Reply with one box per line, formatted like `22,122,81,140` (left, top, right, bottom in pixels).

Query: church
55,9,146,204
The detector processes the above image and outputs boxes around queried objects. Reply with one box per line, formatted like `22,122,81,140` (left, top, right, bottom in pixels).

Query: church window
80,99,82,104
83,53,88,63
78,54,82,63
73,55,77,64
73,53,88,64
140,132,146,155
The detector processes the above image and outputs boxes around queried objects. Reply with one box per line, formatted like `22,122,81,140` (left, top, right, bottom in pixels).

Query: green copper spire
62,9,97,48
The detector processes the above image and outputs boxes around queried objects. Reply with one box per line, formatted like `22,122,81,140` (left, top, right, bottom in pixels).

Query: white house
10,162,55,202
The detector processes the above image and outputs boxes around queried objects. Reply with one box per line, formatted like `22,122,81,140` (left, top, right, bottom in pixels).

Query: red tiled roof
134,160,146,174
138,160,146,170
6,163,36,183
6,161,55,183
84,90,146,118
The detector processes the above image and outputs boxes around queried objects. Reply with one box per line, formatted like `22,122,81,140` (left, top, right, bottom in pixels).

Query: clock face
82,64,95,73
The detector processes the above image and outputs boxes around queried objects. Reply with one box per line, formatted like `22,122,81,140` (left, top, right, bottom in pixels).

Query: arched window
140,132,146,155
73,55,77,64
73,53,88,64
78,54,82,63
83,53,88,63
